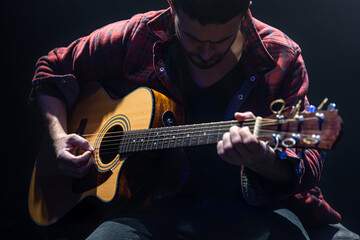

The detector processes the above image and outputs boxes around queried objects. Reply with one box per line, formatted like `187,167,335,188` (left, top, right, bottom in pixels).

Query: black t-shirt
172,44,246,195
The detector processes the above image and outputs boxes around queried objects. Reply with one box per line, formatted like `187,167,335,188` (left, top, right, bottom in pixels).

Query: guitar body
28,82,184,226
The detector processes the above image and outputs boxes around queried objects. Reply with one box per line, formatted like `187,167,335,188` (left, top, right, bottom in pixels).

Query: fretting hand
217,112,282,179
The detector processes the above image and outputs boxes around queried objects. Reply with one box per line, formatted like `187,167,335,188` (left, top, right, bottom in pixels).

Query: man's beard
186,52,224,69
183,44,232,69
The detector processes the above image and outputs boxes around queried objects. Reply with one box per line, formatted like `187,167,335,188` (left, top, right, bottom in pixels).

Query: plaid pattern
31,8,340,226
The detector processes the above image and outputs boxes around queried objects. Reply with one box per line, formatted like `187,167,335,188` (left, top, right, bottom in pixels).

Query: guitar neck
110,109,342,154
119,119,256,154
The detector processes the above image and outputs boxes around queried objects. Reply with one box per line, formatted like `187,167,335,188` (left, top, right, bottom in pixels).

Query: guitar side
28,82,183,226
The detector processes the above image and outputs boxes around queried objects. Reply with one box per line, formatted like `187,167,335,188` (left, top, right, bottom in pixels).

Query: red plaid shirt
31,8,341,226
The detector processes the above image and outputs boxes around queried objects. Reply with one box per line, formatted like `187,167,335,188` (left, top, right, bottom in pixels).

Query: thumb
234,111,255,121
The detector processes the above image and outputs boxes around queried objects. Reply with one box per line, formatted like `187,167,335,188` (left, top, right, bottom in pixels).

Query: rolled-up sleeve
29,18,134,108
241,48,323,205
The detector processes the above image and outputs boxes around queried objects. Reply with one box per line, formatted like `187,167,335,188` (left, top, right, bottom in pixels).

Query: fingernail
89,146,94,151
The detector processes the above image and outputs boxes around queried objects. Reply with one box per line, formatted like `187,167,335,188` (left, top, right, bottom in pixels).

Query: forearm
37,92,68,141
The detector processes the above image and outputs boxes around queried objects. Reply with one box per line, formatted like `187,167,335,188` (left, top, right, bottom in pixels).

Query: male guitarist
30,0,359,239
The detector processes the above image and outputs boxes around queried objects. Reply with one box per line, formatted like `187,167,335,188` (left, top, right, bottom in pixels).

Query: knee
86,218,149,240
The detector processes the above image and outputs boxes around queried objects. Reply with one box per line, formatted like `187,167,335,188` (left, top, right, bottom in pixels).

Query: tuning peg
327,103,336,111
317,98,328,111
306,105,317,113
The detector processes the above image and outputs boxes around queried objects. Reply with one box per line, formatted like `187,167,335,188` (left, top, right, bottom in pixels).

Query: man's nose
197,42,214,61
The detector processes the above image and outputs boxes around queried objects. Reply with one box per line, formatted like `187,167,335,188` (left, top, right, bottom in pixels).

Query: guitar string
79,119,256,138
94,128,323,147
86,122,326,150
77,117,295,138
80,116,321,142
82,117,326,148
93,130,325,155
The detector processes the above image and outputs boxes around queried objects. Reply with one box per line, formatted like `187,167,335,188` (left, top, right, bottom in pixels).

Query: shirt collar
240,10,277,74
147,8,276,74
147,8,176,42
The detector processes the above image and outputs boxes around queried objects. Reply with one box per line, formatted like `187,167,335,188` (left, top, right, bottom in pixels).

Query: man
30,0,358,239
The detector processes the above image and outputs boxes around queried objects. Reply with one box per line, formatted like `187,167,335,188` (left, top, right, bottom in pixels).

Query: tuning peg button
327,103,336,111
306,105,317,113
278,151,288,159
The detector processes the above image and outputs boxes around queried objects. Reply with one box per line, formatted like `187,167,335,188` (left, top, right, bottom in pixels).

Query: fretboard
118,120,248,154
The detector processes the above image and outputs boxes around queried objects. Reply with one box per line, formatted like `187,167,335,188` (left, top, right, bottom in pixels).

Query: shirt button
238,94,244,101
60,79,66,84
159,67,165,72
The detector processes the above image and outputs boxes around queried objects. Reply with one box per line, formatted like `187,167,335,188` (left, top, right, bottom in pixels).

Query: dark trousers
86,193,310,239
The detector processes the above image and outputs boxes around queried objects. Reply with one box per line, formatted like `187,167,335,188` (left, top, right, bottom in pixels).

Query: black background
2,0,359,238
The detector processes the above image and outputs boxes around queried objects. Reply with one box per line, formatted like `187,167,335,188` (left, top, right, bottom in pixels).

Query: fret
133,130,139,153
148,130,154,150
206,124,212,144
200,124,210,145
174,126,180,148
134,130,141,152
181,125,187,147
176,125,186,148
127,131,133,153
124,131,130,153
148,128,154,150
158,128,165,149
188,124,195,147
118,131,124,154
144,129,151,151
197,124,202,145
154,129,161,150
129,131,135,153
137,129,143,152
210,123,220,143
217,122,223,142
167,126,174,149
154,128,160,150
140,129,146,151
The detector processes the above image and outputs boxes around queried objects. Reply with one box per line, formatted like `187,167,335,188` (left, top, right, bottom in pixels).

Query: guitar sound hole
99,125,123,164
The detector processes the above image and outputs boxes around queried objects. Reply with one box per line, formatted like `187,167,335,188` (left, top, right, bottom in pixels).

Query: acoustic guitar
28,81,343,225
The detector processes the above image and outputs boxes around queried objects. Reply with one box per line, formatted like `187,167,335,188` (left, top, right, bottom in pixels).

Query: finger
229,126,252,161
60,150,93,168
238,126,260,153
73,154,95,178
234,111,256,121
220,132,244,166
58,152,94,178
67,134,94,151
217,140,234,163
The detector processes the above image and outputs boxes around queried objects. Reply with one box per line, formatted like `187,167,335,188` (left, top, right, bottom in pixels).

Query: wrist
249,147,293,186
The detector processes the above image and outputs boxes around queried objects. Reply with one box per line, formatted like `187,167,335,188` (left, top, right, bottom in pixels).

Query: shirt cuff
240,148,305,206
30,75,80,108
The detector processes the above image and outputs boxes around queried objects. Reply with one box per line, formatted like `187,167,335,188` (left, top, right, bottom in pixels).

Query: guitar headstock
257,108,343,150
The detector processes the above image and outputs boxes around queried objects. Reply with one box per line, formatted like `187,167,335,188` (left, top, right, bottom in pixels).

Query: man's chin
189,57,221,69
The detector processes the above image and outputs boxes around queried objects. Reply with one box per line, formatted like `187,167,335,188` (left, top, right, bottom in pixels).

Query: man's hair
168,0,250,25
